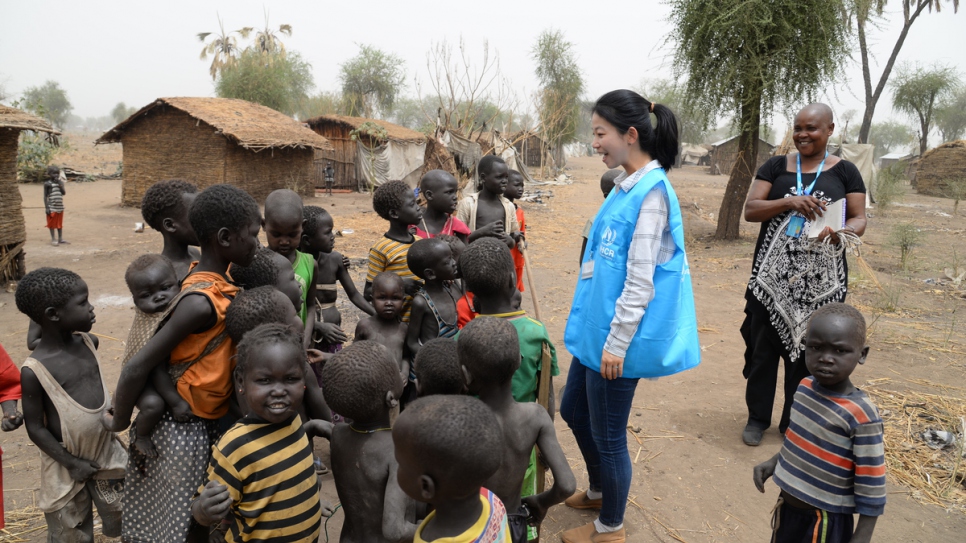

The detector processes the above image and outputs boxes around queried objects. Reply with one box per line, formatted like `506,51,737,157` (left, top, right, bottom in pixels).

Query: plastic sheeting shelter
838,144,876,206
440,130,534,190
356,138,428,188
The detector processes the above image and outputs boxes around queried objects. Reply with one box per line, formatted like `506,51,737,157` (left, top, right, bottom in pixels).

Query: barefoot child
192,323,323,542
307,341,417,542
263,189,319,350
43,166,67,246
753,303,885,543
415,170,470,243
455,155,521,248
121,254,190,457
459,317,576,542
140,179,200,280
406,238,461,358
503,170,527,292
105,184,262,542
413,337,464,397
393,395,510,542
16,268,128,541
355,272,410,393
365,180,424,321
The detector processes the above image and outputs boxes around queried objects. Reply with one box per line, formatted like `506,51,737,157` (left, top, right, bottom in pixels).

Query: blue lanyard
796,151,828,196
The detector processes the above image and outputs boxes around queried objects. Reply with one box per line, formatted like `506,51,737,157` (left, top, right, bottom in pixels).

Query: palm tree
239,10,291,58
198,16,242,81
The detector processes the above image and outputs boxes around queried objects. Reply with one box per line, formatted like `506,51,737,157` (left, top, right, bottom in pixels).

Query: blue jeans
560,357,639,527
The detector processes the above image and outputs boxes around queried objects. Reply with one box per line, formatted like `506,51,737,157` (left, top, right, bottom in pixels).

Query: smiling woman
739,103,869,447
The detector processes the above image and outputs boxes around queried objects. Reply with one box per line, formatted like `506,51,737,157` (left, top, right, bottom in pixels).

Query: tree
667,0,850,239
891,63,960,155
339,45,406,119
238,11,291,57
21,80,73,129
198,16,244,81
532,29,585,175
111,102,137,124
296,91,345,121
867,120,915,159
935,87,966,142
215,49,314,116
852,0,960,144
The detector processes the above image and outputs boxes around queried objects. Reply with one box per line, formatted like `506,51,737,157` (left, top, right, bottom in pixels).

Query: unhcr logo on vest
598,226,618,260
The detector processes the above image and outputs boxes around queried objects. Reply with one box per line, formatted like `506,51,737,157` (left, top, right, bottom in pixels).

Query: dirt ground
1,134,964,541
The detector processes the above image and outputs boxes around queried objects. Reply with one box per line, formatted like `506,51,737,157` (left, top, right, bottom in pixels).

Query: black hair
124,254,175,292
600,169,622,197
593,89,679,171
407,238,450,280
372,180,412,221
420,169,457,192
459,238,514,300
235,322,305,380
372,271,405,293
264,189,304,223
414,338,463,396
809,303,867,344
15,267,83,323
46,165,60,177
303,205,332,235
321,340,400,423
436,234,466,257
477,155,506,178
226,286,293,343
188,184,260,244
140,179,198,231
458,317,519,387
229,247,281,290
393,395,502,491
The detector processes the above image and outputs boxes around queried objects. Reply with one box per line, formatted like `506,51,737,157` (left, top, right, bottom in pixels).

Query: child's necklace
349,424,392,434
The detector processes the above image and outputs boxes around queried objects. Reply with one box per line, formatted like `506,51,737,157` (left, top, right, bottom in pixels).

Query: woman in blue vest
559,90,700,543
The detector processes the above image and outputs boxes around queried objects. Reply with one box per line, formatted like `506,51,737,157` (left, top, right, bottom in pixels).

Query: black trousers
741,300,811,433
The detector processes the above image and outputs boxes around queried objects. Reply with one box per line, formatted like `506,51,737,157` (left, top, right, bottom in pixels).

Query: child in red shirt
504,171,527,292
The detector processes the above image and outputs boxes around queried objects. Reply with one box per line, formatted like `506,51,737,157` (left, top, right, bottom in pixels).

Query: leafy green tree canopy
868,120,915,159
215,49,314,116
891,63,960,154
111,102,137,124
935,86,966,142
21,80,73,129
531,29,584,153
339,45,406,119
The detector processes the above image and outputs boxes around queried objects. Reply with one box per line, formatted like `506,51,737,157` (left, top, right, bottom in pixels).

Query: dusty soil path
0,150,963,541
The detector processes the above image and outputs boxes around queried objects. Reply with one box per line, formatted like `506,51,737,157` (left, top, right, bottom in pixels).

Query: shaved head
264,189,304,221
797,103,834,125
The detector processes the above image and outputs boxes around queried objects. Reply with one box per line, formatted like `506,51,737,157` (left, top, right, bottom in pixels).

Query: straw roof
0,105,60,134
913,140,966,197
96,97,333,152
305,114,426,143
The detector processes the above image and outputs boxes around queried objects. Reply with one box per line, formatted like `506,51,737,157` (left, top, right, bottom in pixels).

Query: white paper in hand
807,198,846,238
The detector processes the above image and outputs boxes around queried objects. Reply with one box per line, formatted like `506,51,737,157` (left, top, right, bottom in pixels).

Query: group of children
4,155,886,543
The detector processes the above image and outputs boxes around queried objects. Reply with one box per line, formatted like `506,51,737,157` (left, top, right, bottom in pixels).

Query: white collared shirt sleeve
603,186,675,358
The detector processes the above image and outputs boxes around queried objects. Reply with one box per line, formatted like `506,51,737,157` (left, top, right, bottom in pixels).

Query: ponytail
593,89,680,171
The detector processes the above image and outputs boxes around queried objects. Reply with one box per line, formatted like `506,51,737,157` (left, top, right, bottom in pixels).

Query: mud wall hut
97,97,332,206
0,105,59,282
912,140,966,197
708,135,775,175
510,130,565,172
305,115,427,191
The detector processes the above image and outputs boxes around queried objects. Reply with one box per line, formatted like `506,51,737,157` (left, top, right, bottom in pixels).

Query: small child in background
406,238,461,358
121,254,189,457
307,341,417,542
16,268,128,541
230,247,305,315
300,205,373,361
366,180,423,321
192,324,323,542
263,189,319,350
415,170,470,243
140,179,200,280
579,169,621,264
225,286,301,344
393,395,510,542
355,272,409,393
753,303,885,543
43,165,67,246
460,317,576,543
503,170,527,292
413,337,464,397
455,155,521,248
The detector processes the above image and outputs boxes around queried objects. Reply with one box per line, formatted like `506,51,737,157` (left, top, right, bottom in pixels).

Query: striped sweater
200,414,322,542
774,377,887,516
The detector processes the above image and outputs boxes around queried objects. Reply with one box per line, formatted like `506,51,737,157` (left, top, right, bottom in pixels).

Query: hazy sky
2,0,964,135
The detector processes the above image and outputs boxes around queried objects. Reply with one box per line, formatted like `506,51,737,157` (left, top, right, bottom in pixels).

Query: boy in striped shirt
753,303,885,543
365,180,423,322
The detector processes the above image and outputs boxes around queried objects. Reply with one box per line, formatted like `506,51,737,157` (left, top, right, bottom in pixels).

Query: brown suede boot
560,521,626,543
564,490,603,510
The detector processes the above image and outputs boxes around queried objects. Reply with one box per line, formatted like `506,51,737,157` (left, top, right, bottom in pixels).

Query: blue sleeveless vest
564,168,700,378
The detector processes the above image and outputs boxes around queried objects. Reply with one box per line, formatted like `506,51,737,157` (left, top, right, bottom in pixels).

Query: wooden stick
520,242,541,322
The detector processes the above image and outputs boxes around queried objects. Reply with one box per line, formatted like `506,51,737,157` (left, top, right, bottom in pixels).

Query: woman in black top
740,103,868,446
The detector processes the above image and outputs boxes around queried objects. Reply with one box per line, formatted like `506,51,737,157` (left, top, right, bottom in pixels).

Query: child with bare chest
455,156,522,249
355,272,409,390
406,238,460,357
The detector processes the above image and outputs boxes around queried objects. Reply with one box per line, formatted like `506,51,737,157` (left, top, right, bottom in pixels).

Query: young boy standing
503,170,527,292
15,268,128,541
406,238,461,357
43,165,67,246
415,170,470,243
455,156,521,248
366,180,424,322
355,272,410,393
140,179,200,280
753,303,885,543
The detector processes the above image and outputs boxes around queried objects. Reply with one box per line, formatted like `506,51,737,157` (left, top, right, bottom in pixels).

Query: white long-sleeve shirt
602,161,676,359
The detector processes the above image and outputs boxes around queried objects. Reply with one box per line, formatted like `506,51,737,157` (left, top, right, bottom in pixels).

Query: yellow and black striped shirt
201,414,321,543
366,235,421,322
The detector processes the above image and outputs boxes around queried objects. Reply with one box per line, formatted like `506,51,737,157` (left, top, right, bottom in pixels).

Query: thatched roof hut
912,140,966,197
0,105,60,283
305,115,427,190
708,135,775,175
97,97,333,206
